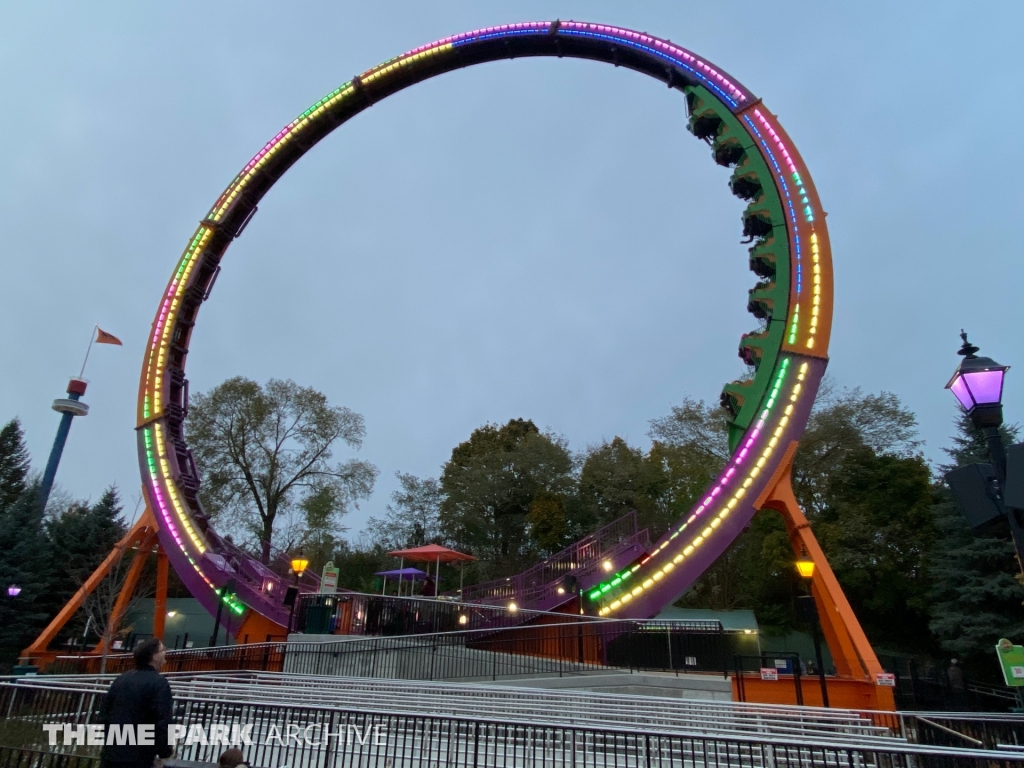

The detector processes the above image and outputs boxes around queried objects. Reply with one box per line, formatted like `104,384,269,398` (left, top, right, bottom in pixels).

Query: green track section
684,85,791,452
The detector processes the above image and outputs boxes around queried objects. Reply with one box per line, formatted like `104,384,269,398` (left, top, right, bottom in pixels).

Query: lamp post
209,579,236,648
795,555,830,708
287,552,309,633
945,331,1024,571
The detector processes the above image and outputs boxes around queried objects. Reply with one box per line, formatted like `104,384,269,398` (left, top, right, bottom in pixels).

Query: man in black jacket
99,638,174,768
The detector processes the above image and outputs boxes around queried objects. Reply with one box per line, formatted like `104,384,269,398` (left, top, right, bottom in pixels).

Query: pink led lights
752,109,798,177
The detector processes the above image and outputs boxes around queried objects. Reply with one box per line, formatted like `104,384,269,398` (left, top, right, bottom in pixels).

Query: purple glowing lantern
7,586,21,597
946,332,1009,429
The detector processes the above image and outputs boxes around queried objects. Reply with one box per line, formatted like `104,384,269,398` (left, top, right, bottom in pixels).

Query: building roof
654,607,759,632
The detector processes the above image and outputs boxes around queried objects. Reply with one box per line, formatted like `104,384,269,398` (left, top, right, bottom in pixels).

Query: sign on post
996,638,1024,687
320,561,340,594
875,673,896,687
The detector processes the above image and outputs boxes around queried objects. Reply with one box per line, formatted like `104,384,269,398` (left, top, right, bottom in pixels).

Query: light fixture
290,553,310,578
7,586,21,597
458,614,468,626
796,555,815,580
166,610,178,618
743,629,755,635
602,560,613,572
557,587,565,595
946,331,1009,428
508,602,518,613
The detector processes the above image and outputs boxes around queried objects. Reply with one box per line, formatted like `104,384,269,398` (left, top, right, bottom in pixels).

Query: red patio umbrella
387,544,476,599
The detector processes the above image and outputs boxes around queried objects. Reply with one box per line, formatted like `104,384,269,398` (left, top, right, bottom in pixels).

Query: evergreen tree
0,485,53,671
929,410,1024,674
929,496,1024,669
46,486,127,628
0,418,31,512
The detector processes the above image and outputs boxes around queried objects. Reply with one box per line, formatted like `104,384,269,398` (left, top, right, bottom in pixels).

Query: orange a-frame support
21,504,169,668
755,441,895,710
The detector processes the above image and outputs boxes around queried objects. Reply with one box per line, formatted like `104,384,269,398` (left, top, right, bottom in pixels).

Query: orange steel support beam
153,550,169,641
93,531,155,656
22,506,159,665
756,441,884,682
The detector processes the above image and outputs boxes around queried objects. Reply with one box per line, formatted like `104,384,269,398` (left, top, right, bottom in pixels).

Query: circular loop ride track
136,21,834,635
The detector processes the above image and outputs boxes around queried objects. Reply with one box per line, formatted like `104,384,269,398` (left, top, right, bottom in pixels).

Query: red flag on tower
95,328,122,346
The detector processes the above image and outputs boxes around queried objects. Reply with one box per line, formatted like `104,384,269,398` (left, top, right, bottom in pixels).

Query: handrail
2,679,1022,762
459,511,646,602
914,716,985,746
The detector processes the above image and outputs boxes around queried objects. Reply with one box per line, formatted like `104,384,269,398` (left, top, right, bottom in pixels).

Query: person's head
219,747,246,768
134,638,166,670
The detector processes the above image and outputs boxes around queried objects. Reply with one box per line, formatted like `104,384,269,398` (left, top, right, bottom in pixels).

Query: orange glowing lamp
796,556,815,580
291,554,310,577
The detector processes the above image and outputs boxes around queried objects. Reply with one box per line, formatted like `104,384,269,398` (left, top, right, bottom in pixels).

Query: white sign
320,561,340,594
774,659,788,669
760,668,779,681
875,673,896,687
1011,666,1024,679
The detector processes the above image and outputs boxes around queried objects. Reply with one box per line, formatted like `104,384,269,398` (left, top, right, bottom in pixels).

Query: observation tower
38,377,90,510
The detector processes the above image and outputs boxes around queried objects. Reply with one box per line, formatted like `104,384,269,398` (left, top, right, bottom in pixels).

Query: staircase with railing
455,511,650,611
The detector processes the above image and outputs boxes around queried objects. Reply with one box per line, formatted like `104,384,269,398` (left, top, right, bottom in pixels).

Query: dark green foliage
928,411,1024,672
45,486,128,634
0,486,53,670
577,437,668,537
814,450,937,652
0,418,30,512
929,496,1024,670
331,542,389,593
439,419,574,579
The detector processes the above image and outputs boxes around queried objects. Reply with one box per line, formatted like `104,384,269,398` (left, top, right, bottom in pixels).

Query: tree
0,418,30,512
577,437,668,536
364,472,443,552
660,386,939,647
45,487,128,641
792,381,921,519
186,377,378,563
296,486,349,574
929,410,1024,671
647,399,731,539
0,486,52,671
813,449,937,652
439,419,574,578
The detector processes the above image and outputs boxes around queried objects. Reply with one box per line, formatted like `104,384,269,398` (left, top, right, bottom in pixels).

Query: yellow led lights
209,42,457,226
807,233,822,349
142,227,212,421
153,424,206,553
597,360,810,616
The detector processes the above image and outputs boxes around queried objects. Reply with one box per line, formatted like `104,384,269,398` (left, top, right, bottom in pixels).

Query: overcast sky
2,1,1021,538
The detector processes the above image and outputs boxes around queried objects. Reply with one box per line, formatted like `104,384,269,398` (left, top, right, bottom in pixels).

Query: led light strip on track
136,21,834,629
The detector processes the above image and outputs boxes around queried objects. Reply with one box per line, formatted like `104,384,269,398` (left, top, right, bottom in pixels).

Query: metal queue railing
9,671,897,743
49,620,742,681
292,592,600,637
2,683,1023,767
